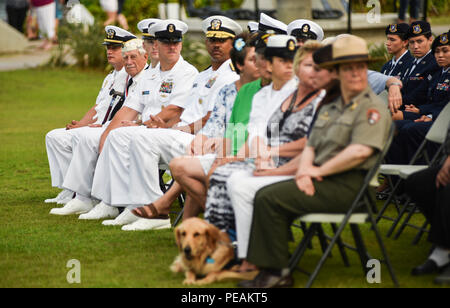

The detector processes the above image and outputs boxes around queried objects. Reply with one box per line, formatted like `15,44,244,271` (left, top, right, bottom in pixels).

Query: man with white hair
45,26,133,206
91,16,242,231
76,20,199,222
49,35,150,216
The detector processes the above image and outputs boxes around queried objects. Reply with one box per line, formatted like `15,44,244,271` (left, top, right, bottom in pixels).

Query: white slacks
127,128,195,206
227,171,293,259
35,2,56,39
91,126,147,206
62,126,106,198
46,128,74,188
91,127,195,208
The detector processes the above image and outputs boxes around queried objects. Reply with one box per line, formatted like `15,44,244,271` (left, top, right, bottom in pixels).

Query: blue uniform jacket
419,69,450,119
380,50,414,80
401,51,440,106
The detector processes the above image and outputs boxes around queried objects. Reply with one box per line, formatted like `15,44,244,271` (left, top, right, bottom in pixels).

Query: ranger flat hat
407,21,432,39
258,13,287,35
137,18,161,40
432,31,450,52
202,15,243,39
149,19,188,43
385,23,409,40
103,26,136,46
313,35,377,68
288,19,324,42
264,35,298,60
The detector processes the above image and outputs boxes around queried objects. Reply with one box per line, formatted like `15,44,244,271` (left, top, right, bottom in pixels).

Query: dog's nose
184,246,191,257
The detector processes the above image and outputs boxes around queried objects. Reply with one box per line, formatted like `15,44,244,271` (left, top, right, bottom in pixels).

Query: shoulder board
229,62,236,72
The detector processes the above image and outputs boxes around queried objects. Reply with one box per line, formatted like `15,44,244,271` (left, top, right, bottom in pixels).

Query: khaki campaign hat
313,35,377,68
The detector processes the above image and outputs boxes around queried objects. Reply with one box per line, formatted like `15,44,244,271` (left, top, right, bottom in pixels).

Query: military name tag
142,91,150,95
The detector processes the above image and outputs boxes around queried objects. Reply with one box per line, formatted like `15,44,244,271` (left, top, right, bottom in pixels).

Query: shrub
48,21,108,70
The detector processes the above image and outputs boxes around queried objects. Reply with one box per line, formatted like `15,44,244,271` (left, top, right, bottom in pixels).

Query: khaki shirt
308,86,392,170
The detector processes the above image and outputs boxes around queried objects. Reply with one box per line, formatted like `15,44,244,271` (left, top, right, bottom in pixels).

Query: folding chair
376,103,450,239
158,166,185,227
289,123,399,288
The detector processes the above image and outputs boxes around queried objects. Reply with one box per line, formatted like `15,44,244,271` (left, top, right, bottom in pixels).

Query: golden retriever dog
170,217,258,285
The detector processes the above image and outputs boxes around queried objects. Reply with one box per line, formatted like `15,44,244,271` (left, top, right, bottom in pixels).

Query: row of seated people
44,13,450,287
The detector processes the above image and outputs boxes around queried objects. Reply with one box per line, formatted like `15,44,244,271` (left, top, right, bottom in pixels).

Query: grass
0,68,446,288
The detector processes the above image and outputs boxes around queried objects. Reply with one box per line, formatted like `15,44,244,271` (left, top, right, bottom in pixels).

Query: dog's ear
174,226,182,251
205,223,220,251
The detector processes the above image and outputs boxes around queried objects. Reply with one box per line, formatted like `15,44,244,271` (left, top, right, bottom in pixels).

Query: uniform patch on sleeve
367,109,381,125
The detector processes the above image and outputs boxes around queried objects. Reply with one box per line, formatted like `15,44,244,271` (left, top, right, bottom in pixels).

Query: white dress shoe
45,189,73,203
50,198,93,216
121,217,171,231
102,208,138,226
79,202,119,220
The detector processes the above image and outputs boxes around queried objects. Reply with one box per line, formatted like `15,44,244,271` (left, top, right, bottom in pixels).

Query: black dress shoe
434,265,450,285
411,259,440,276
238,270,294,288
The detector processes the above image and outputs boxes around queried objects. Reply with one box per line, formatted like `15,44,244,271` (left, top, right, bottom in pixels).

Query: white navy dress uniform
45,26,132,207
87,20,197,225
94,16,241,231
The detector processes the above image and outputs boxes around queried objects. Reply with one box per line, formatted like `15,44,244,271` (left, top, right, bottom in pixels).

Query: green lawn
0,68,445,288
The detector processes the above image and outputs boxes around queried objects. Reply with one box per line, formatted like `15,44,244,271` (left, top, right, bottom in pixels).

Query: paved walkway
0,40,54,72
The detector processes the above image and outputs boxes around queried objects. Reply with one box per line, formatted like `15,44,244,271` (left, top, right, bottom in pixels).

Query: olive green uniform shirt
308,86,392,170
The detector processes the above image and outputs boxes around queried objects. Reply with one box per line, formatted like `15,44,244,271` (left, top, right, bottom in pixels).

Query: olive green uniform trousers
246,170,366,270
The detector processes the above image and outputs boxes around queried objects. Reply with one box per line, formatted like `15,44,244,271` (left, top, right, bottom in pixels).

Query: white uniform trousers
62,126,106,198
46,128,75,188
91,126,148,206
227,171,293,259
127,128,195,207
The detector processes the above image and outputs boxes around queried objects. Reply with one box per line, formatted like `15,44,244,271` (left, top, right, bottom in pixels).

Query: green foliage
181,35,211,72
48,21,108,70
193,0,244,10
368,42,390,72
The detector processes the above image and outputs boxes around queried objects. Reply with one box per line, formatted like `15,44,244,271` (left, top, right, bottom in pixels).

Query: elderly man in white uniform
91,16,242,231
75,20,198,222
49,35,149,215
45,26,133,206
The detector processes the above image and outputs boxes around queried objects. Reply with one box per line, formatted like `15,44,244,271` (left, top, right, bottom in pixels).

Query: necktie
408,59,418,78
126,78,133,97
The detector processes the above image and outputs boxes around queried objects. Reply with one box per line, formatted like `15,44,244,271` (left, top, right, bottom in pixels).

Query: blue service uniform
401,51,440,107
380,50,414,80
387,68,450,164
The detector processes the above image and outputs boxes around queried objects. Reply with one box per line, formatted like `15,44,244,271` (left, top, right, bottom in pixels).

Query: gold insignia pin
288,40,296,51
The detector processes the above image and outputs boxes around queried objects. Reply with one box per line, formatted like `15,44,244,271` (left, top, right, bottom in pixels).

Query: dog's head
174,218,221,261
